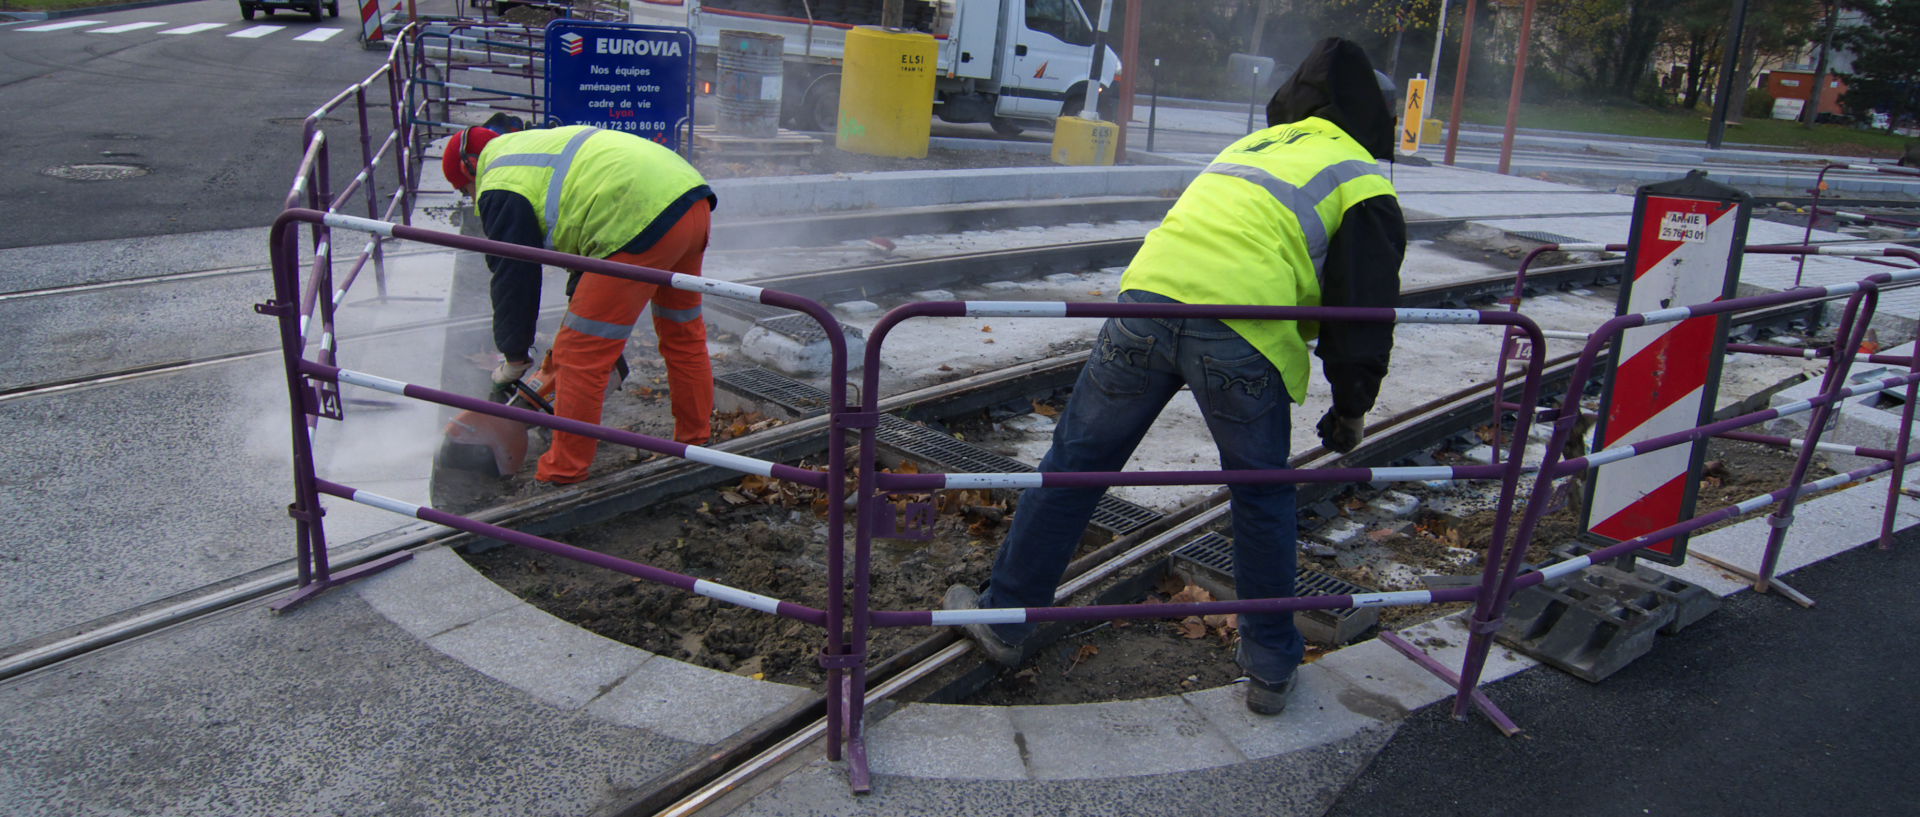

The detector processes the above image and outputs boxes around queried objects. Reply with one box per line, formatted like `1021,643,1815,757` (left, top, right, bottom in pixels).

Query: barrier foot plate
270,551,415,612
1377,630,1522,737
848,736,872,795
1689,551,1816,609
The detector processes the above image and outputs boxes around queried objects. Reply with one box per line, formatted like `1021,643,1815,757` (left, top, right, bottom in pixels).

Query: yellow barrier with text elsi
838,26,937,158
1400,77,1429,154
1051,115,1117,166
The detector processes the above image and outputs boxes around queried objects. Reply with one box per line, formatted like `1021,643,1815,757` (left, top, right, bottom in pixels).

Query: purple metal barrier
261,206,864,757
1796,163,1920,285
842,299,1548,778
1453,261,1920,719
1487,242,1626,463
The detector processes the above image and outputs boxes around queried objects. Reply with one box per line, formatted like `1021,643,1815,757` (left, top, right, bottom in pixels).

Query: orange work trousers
536,200,713,484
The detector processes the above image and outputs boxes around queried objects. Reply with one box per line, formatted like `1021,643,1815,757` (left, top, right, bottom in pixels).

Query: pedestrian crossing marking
160,23,227,34
229,25,284,38
16,20,104,31
293,28,343,42
89,21,164,33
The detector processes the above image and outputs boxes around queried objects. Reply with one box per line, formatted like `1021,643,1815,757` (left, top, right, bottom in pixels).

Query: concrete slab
1007,697,1246,779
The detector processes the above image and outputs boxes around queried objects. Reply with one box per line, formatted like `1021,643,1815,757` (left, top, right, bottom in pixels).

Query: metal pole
881,0,902,29
1115,0,1141,155
1148,58,1159,153
1706,0,1750,150
1443,0,1477,165
1426,0,1450,122
1246,65,1261,132
1082,0,1112,118
1496,0,1535,175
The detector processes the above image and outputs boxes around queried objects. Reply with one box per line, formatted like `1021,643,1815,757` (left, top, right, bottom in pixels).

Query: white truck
687,0,1120,135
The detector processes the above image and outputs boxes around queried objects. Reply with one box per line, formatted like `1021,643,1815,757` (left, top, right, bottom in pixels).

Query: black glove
1316,409,1366,453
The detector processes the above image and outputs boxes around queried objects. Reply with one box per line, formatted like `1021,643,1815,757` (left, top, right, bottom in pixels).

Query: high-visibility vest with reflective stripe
475,126,708,260
1120,116,1396,404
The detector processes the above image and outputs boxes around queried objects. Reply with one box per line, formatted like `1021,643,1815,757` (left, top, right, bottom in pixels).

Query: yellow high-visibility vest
1121,116,1397,403
476,126,708,259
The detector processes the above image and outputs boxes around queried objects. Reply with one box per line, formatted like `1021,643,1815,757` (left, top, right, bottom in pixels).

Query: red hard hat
442,126,498,190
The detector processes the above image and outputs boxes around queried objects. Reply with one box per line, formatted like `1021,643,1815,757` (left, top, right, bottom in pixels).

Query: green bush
1744,88,1776,119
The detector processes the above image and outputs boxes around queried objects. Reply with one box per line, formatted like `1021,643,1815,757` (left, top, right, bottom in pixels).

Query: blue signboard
544,21,696,151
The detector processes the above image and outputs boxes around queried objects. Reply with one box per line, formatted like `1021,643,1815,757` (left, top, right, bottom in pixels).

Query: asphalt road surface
1326,526,1920,817
0,0,389,249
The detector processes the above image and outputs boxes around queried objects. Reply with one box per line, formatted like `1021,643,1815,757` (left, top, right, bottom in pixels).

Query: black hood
1265,37,1394,160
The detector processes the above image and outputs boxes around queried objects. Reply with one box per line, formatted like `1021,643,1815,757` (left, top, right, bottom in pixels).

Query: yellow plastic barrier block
1050,115,1117,166
1422,118,1443,144
838,26,937,159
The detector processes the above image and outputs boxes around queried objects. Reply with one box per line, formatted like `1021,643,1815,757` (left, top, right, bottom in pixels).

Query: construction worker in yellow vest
444,124,718,484
949,37,1405,717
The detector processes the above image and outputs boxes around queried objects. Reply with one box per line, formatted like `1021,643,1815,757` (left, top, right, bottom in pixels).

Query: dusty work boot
943,584,1023,667
1238,641,1298,716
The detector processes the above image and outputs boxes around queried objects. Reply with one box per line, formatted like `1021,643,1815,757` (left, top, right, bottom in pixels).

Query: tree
1839,0,1920,128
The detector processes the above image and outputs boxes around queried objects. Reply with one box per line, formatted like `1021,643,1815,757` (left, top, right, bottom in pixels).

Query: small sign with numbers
1659,211,1708,243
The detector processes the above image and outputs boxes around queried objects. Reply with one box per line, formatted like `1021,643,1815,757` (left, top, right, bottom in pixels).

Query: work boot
943,584,1023,667
1237,640,1297,716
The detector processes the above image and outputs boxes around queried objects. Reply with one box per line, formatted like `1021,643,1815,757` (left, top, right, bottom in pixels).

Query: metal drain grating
756,313,832,343
1511,230,1590,246
877,415,1159,536
1170,532,1380,645
717,365,1159,537
715,367,830,418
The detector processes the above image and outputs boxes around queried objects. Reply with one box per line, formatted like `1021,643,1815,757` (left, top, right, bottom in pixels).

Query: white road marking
159,23,227,34
228,25,284,38
294,28,343,42
15,20,104,31
88,21,165,33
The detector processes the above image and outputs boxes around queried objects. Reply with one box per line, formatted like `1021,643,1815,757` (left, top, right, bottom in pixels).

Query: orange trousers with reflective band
536,200,713,484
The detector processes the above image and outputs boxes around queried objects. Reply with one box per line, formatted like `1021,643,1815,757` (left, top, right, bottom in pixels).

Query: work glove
1316,409,1366,454
491,357,533,386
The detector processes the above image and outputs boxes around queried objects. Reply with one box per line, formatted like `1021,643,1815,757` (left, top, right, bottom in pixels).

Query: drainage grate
718,366,1159,537
1170,532,1380,645
1511,230,1590,246
877,415,1159,537
42,163,148,181
755,313,832,344
715,366,830,417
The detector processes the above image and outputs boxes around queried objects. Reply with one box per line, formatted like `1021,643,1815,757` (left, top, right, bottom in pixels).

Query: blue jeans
980,290,1305,684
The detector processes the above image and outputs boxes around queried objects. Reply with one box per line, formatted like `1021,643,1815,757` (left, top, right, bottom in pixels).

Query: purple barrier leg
1880,350,1919,550
1758,286,1879,593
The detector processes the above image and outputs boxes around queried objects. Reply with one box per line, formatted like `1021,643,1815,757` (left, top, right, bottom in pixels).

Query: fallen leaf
1179,617,1207,639
938,364,954,372
1074,644,1099,661
1031,400,1060,417
981,325,993,333
721,491,749,505
983,338,996,344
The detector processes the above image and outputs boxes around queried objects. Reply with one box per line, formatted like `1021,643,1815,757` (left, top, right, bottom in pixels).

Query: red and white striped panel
1587,195,1740,558
359,0,384,43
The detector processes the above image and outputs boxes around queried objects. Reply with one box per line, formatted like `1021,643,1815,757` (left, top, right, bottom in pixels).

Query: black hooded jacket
1265,37,1406,418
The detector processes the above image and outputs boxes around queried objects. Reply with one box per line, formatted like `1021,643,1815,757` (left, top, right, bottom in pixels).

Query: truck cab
688,0,1120,134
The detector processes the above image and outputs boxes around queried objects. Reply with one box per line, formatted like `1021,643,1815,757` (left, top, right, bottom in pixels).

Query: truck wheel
1062,84,1120,122
308,0,323,19
326,0,338,16
989,118,1025,137
240,2,256,18
799,74,841,133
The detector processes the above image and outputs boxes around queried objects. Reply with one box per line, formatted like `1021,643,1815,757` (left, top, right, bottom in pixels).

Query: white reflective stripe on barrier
930,608,1028,625
1586,445,1638,468
1808,472,1856,492
322,213,395,236
1834,211,1868,222
671,274,764,302
333,289,347,308
962,301,1067,317
1823,282,1862,298
336,368,408,395
1734,494,1776,514
1640,306,1693,324
683,446,776,477
1887,268,1920,284
316,240,331,258
693,580,782,614
944,473,1045,489
1352,590,1433,607
351,488,424,518
1371,466,1460,482
1542,330,1591,341
1817,246,1882,256
1395,308,1482,324
1555,243,1610,252
1775,398,1815,417
319,332,334,352
1539,554,1593,581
